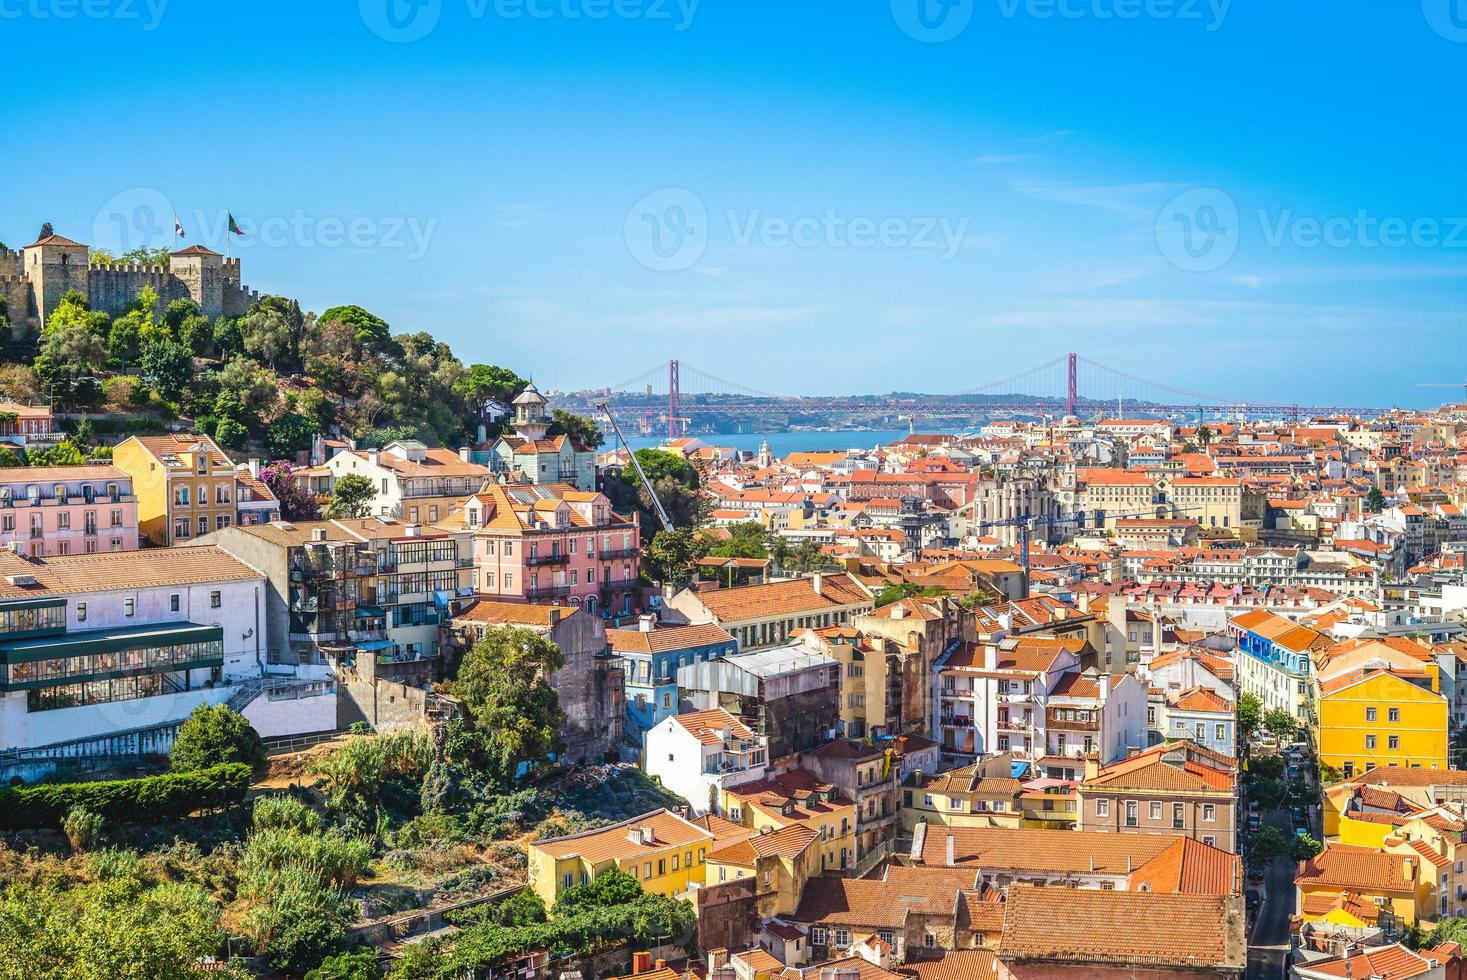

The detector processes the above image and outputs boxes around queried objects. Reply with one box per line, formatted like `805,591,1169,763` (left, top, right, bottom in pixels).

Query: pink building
458,483,640,617
0,402,60,448
0,465,140,556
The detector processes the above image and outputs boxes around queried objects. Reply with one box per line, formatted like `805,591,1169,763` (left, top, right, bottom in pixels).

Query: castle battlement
89,262,171,274
0,249,21,263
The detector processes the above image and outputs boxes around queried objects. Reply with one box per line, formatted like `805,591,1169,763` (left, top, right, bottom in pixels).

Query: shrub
240,827,372,891
62,806,104,852
243,863,356,975
171,703,267,773
253,794,324,835
0,763,251,831
307,948,383,980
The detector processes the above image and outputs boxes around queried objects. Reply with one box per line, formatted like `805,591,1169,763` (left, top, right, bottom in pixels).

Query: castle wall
86,264,179,318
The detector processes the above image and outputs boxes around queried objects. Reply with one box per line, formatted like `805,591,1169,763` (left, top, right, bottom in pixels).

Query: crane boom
596,402,676,533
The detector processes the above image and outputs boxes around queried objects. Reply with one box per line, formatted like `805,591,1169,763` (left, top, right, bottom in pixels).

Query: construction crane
1418,382,1467,401
596,402,676,533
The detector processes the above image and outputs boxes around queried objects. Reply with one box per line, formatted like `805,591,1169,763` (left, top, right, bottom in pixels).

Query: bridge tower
668,359,682,441
1066,352,1078,418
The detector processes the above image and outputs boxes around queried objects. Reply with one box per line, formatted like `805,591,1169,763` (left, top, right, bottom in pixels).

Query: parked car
1248,814,1263,832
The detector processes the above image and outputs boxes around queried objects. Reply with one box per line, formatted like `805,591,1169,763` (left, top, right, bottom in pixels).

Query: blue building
607,618,737,738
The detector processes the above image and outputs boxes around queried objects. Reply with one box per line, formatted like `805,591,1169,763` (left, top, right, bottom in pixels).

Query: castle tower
511,383,551,442
168,244,226,319
22,234,89,332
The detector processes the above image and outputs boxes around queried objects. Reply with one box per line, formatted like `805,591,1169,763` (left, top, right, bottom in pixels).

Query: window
1389,735,1400,750
1202,835,1216,847
1215,723,1226,740
1202,804,1216,822
124,598,135,617
210,591,222,609
1388,707,1400,723
833,929,850,948
1096,799,1110,817
643,862,651,879
1149,802,1162,820
1124,801,1138,827
1173,802,1185,828
811,927,828,946
76,602,86,622
562,873,572,890
1366,735,1377,749
170,594,180,613
1366,707,1377,722
198,516,208,536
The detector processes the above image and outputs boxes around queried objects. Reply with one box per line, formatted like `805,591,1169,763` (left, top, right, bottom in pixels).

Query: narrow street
1247,803,1294,980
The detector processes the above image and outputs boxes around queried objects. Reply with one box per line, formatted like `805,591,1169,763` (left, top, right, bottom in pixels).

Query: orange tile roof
607,622,735,654
688,574,871,622
534,809,713,864
1296,844,1413,893
671,708,755,745
0,545,261,598
998,885,1245,970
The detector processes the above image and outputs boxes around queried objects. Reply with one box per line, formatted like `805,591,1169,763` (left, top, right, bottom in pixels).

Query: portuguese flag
227,211,245,236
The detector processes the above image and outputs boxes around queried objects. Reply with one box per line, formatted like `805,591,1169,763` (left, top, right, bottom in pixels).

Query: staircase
225,677,265,713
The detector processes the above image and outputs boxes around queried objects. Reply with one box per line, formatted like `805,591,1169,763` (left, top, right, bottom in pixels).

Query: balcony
599,546,640,561
526,583,572,601
996,720,1029,734
600,577,638,592
526,552,570,567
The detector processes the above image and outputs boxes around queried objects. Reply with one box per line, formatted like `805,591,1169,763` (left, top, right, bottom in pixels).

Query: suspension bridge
566,353,1393,440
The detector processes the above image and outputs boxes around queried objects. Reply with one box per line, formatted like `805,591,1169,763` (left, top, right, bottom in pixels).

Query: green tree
454,364,526,420
267,412,316,459
241,296,308,372
214,356,279,424
106,313,141,368
28,439,87,467
170,703,267,773
546,409,604,449
34,324,107,403
326,473,377,519
212,316,245,358
1238,691,1263,741
0,876,233,980
0,447,24,468
317,305,393,353
1366,486,1387,512
1291,833,1323,861
1262,708,1299,744
447,626,566,787
214,418,249,450
139,336,194,400
1250,825,1289,864
44,290,110,338
705,521,771,561
645,527,707,587
872,582,944,607
307,949,383,980
554,868,642,915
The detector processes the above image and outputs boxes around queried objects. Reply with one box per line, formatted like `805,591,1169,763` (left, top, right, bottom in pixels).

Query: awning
357,639,394,651
355,606,385,618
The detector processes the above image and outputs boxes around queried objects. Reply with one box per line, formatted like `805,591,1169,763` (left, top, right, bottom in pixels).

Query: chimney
550,608,563,627
312,528,328,542
1099,673,1111,701
708,949,729,971
892,603,906,620
641,825,657,845
945,833,955,867
247,458,260,479
405,524,422,537
632,952,652,975
459,446,471,462
655,960,667,971
982,644,997,671
639,613,657,633
812,572,824,596
998,611,1013,632
368,448,380,466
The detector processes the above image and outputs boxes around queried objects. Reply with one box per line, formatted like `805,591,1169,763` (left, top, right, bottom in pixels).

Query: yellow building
721,769,859,874
702,823,820,918
527,809,715,905
1296,843,1421,928
1317,667,1448,778
901,765,1025,831
112,433,238,546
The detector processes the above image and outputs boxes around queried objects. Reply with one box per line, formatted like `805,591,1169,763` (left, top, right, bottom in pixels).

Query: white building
644,707,769,815
0,546,330,759
323,440,490,520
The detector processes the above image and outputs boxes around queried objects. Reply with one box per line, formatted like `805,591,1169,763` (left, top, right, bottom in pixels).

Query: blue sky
5,0,1467,405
